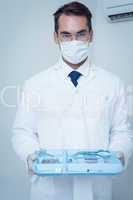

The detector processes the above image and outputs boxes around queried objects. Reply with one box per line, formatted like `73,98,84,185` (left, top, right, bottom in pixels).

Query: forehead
58,14,88,33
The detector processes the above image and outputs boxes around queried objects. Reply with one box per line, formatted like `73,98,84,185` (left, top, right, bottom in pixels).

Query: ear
89,29,93,42
54,32,59,44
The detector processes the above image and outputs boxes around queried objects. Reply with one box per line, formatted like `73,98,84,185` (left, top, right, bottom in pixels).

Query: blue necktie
68,71,82,87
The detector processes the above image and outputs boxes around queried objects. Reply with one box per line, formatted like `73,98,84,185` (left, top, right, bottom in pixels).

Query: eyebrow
60,29,88,35
77,29,88,34
60,31,71,35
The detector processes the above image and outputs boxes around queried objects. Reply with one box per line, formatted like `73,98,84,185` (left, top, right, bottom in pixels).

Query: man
12,1,133,200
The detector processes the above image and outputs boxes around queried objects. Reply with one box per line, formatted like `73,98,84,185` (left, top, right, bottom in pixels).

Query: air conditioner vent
104,0,133,23
109,11,133,22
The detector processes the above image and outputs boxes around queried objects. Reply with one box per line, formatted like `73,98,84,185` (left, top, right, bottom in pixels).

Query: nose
71,33,77,41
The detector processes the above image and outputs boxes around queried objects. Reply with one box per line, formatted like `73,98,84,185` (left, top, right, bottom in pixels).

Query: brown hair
53,1,92,33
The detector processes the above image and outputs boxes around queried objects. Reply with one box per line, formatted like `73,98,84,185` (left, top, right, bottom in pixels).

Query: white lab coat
12,57,133,200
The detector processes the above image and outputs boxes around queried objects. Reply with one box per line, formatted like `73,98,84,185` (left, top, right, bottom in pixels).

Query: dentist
12,1,133,200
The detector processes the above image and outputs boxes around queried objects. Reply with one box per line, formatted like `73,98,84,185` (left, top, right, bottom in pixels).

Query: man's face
54,14,93,43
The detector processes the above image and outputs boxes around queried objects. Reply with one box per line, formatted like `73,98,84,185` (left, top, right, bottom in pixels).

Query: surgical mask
60,40,90,64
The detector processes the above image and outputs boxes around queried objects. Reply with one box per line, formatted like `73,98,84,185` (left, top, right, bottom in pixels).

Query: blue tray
32,149,123,176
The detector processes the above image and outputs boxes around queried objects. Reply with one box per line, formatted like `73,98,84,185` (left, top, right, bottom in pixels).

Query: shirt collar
55,56,91,78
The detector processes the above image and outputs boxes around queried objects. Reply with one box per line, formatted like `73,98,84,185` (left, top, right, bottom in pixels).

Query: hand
27,153,37,175
115,151,125,166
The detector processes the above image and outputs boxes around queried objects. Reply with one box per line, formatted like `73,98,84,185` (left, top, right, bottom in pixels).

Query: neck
62,57,88,70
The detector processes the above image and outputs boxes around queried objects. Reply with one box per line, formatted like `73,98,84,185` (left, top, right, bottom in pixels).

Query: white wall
0,0,133,200
94,0,133,83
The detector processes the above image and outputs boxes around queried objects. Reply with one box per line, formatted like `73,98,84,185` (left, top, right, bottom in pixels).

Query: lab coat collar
55,56,91,78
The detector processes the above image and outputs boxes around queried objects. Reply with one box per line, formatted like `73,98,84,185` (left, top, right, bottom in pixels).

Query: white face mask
60,40,90,64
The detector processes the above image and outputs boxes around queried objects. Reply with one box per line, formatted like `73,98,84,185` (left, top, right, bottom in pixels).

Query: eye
62,34,71,39
77,32,87,37
79,32,86,36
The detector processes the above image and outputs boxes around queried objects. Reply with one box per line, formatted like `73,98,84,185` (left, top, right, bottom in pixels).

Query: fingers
115,151,125,166
27,153,37,175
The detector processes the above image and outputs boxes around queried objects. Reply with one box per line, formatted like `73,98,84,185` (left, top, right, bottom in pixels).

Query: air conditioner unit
103,0,133,22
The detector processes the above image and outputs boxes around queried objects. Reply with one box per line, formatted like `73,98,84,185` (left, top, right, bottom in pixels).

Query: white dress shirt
12,57,133,200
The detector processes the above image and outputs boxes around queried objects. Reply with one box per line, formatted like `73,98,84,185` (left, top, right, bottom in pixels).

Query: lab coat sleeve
109,80,133,169
11,80,40,165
